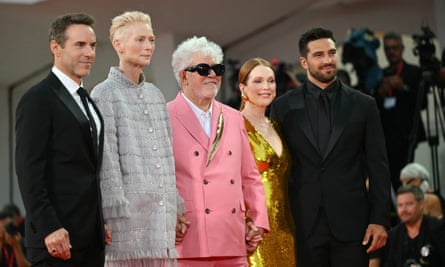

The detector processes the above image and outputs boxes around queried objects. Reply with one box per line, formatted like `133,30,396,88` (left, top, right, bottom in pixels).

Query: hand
104,224,112,245
387,75,404,91
245,220,264,254
44,228,72,260
376,78,392,97
4,231,22,249
362,224,387,253
175,215,190,245
0,226,5,248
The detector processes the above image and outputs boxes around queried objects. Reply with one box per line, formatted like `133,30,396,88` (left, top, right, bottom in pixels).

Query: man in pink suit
167,36,269,267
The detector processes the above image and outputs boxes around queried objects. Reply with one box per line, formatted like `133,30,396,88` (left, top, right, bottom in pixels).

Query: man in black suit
270,27,391,267
15,13,111,266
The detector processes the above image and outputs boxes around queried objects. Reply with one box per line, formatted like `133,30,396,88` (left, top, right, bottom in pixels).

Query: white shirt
52,66,101,140
182,91,212,137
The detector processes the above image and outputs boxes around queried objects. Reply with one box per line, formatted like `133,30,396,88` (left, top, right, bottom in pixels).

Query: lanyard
395,62,404,76
388,63,404,96
2,247,15,267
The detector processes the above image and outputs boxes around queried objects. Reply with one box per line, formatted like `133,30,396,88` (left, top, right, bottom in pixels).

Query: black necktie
318,91,331,154
77,87,98,155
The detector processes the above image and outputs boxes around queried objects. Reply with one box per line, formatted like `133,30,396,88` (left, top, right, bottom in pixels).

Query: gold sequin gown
244,118,296,267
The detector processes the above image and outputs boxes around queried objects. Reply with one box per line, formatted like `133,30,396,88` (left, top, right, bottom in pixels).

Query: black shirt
381,215,445,267
304,79,339,151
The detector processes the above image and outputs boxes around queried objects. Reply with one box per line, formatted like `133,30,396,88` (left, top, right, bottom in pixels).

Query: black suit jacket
270,81,391,242
15,72,105,250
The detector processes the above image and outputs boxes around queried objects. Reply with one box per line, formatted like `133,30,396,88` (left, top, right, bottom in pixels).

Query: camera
412,25,441,76
0,210,19,236
4,222,19,236
404,259,422,267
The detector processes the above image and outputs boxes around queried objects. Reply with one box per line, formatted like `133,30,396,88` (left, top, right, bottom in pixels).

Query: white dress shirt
182,91,212,137
52,66,101,140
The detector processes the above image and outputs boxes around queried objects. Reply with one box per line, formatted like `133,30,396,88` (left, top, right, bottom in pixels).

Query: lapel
207,101,225,165
322,84,353,160
289,86,318,152
173,92,209,151
47,73,97,160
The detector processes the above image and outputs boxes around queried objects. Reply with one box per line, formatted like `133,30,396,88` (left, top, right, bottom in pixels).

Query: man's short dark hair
2,203,21,217
299,27,335,58
49,12,95,47
0,210,11,220
397,184,424,201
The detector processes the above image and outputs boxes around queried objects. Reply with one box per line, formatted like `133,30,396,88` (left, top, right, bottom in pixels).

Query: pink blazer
168,92,269,258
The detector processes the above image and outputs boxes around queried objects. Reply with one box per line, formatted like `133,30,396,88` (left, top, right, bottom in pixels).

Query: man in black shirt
270,27,391,267
381,185,445,267
375,32,426,193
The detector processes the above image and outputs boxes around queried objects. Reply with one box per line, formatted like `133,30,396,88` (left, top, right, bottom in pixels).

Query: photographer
375,32,427,195
380,185,445,267
1,205,24,240
0,210,30,267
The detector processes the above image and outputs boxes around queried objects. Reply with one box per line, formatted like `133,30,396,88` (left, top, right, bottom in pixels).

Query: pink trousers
178,256,248,267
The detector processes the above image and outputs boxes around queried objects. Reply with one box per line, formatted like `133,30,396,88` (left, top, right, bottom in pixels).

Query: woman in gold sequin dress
239,58,296,266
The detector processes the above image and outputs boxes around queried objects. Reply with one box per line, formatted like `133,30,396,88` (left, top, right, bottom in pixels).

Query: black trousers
28,245,104,267
297,209,368,267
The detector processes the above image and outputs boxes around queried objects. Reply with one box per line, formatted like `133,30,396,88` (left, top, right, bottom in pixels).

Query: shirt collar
52,66,83,96
181,91,213,118
306,79,339,99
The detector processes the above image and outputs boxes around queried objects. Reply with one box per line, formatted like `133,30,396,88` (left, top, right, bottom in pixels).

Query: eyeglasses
403,178,420,185
184,63,225,76
384,45,402,51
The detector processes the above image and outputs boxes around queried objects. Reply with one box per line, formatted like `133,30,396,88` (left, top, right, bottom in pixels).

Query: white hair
400,162,430,181
110,11,152,42
171,36,223,86
400,162,431,193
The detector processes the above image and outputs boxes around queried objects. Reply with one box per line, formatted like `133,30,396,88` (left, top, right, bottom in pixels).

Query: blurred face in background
400,177,422,187
397,192,424,225
0,215,12,242
384,38,404,66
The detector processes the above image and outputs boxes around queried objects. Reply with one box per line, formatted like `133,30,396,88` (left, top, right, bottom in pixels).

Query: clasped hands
175,215,190,245
174,214,265,253
377,75,405,96
245,220,265,254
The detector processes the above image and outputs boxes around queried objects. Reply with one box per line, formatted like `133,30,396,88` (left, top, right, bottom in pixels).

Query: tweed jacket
91,67,183,261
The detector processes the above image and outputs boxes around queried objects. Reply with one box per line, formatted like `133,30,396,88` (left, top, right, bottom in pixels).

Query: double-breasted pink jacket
167,92,269,258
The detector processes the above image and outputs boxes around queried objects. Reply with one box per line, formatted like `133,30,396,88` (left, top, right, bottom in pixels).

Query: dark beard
309,67,337,84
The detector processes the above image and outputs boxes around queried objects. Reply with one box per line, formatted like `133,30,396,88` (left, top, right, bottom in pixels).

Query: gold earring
241,93,248,103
